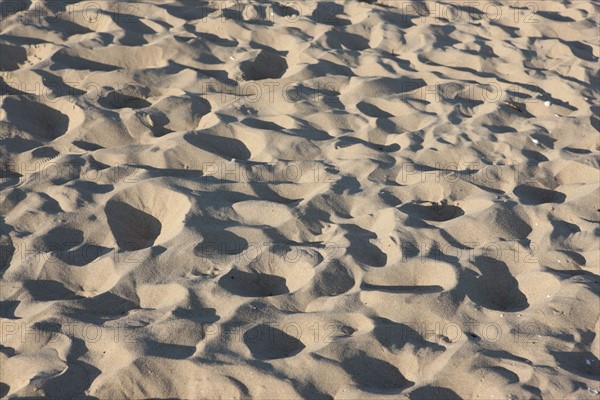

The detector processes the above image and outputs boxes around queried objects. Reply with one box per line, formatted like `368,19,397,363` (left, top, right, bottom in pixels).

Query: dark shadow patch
373,317,446,352
305,59,354,77
490,202,533,239
2,97,70,139
184,132,251,160
51,50,120,71
158,3,216,21
0,300,19,319
484,366,520,383
72,140,104,151
69,180,113,195
537,11,574,22
44,360,101,398
35,226,84,252
144,340,196,359
522,149,548,163
0,44,27,71
149,94,211,133
480,349,533,365
106,201,161,251
323,29,370,50
219,269,289,297
399,201,464,222
45,16,94,36
357,101,394,118
342,224,387,267
399,240,420,260
466,256,529,311
0,0,32,18
23,280,81,301
378,191,402,207
0,76,30,96
0,233,15,278
591,116,600,133
531,131,556,149
244,324,305,360
31,146,60,159
145,113,173,137
361,282,443,294
562,147,592,155
55,244,113,267
407,130,425,151
557,250,586,266
483,124,518,133
331,176,361,195
342,351,413,392
551,351,599,378
409,386,461,400
560,39,596,62
241,117,284,131
312,260,355,296
71,292,138,321
172,307,219,327
513,185,566,205
98,90,151,110
0,344,16,357
0,382,9,398
311,2,349,25
193,231,249,259
35,70,87,99
240,50,288,80
272,2,301,18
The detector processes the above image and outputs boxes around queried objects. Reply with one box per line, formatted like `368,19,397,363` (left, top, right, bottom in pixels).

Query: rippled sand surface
1,1,599,398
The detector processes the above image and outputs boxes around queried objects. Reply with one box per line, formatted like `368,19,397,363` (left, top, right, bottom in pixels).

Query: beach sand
0,0,599,398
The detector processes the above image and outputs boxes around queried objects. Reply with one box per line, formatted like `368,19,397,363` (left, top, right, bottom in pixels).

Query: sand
0,0,599,398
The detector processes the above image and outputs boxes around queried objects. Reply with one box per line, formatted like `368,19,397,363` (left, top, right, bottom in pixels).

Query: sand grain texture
0,0,599,398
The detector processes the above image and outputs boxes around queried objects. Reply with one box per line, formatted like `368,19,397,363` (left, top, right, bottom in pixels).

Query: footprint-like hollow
243,324,305,360
106,201,162,251
312,260,355,296
409,386,461,400
0,234,14,277
33,226,84,252
1,97,70,139
105,183,191,251
341,351,412,391
513,185,566,205
399,201,465,222
239,50,287,80
149,95,211,131
98,87,151,110
466,256,529,311
219,269,289,297
0,44,27,71
217,246,317,296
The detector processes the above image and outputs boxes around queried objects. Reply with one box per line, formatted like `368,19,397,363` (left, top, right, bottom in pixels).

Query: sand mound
105,182,191,251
